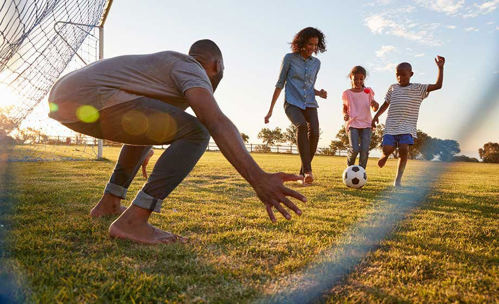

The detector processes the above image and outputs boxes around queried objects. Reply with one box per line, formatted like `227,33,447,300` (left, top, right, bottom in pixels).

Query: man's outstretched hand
252,172,306,222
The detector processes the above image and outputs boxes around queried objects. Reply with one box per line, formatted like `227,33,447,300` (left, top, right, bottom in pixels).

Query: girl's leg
359,128,372,169
394,144,409,187
347,128,360,166
284,103,312,175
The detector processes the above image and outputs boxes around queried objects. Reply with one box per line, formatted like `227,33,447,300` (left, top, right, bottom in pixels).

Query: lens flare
146,112,177,143
121,110,149,136
76,105,99,123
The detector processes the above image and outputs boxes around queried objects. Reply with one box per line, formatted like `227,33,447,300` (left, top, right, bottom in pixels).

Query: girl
264,27,327,185
342,66,379,169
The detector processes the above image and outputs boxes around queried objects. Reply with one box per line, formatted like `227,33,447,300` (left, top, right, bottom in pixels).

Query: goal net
0,0,112,161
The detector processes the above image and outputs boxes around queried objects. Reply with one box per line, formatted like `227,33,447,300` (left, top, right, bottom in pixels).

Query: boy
372,56,445,187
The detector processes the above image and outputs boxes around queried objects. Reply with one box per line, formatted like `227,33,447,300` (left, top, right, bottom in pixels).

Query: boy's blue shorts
382,134,414,146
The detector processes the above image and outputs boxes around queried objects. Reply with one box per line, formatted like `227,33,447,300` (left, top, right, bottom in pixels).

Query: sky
102,0,499,158
5,0,498,158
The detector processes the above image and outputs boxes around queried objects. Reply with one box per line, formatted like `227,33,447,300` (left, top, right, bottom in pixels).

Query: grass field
1,147,498,303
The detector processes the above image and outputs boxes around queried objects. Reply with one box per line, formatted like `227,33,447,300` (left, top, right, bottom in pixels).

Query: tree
284,124,323,146
0,107,16,138
257,127,284,146
452,155,479,162
417,136,460,161
284,124,297,145
333,124,383,154
240,132,249,143
409,130,427,159
479,142,499,163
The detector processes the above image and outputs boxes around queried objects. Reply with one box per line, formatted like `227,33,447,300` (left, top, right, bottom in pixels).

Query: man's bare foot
90,193,127,218
378,156,388,168
109,219,186,245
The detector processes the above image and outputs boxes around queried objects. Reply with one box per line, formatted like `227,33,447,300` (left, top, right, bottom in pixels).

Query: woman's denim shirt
275,52,321,109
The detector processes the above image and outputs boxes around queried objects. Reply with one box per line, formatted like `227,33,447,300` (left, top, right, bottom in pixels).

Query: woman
264,27,327,185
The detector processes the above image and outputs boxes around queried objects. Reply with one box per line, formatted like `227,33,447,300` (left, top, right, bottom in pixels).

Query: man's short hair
189,39,222,60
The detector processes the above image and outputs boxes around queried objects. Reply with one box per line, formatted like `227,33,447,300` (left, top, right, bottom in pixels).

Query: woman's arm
265,88,282,123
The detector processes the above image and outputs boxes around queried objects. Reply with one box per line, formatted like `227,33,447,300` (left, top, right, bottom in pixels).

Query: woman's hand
317,89,327,99
264,111,272,124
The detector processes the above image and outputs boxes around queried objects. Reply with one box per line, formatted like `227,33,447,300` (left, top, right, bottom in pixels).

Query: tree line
244,124,498,163
1,107,497,163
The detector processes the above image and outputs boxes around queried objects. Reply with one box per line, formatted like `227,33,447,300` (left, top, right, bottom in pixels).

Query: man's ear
410,71,414,77
215,58,223,74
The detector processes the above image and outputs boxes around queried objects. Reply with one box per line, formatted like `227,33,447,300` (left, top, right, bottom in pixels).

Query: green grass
1,148,497,303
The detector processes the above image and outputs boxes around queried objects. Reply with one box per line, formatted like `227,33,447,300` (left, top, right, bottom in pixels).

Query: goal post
0,0,113,161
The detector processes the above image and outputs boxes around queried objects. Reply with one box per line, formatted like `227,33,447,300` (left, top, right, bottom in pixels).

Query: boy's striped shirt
384,83,429,138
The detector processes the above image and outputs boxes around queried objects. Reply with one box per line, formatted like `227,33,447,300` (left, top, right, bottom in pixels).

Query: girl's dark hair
349,66,367,78
291,27,326,54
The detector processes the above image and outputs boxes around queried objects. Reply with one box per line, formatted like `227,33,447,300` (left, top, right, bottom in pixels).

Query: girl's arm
343,104,349,121
371,99,379,112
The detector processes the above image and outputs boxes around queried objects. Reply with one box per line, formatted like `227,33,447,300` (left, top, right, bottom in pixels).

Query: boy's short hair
396,62,412,71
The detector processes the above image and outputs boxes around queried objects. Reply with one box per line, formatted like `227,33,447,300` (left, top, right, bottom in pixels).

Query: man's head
396,62,413,86
189,39,224,91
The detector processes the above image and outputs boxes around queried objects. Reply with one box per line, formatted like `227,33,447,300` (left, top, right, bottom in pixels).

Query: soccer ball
342,165,367,189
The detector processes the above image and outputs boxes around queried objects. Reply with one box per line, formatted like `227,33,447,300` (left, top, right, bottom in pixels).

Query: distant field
1,148,497,303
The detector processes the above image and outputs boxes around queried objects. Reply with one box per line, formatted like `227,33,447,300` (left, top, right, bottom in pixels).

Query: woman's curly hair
291,27,326,54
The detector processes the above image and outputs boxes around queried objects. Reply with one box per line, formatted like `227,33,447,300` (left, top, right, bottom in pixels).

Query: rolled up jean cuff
104,182,128,199
132,190,163,213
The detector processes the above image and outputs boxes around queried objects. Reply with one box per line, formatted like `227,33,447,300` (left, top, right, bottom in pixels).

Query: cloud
376,45,396,57
465,27,479,32
446,25,457,29
414,0,465,15
414,0,499,18
374,63,397,72
365,14,441,46
415,53,425,57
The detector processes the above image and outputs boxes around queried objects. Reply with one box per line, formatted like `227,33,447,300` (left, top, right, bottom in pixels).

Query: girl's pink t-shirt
342,88,375,130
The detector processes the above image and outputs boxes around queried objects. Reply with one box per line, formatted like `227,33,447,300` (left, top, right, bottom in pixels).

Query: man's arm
185,87,306,222
427,56,445,92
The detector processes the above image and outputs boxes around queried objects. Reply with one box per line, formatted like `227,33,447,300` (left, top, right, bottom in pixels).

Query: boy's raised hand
435,56,445,68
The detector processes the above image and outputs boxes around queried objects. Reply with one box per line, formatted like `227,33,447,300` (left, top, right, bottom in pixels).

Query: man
48,40,306,244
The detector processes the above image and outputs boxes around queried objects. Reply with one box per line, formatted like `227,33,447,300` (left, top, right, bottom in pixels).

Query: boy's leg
347,128,360,166
359,128,372,169
378,134,396,168
394,144,409,186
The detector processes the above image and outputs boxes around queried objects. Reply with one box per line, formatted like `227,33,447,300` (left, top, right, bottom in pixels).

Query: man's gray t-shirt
48,51,213,123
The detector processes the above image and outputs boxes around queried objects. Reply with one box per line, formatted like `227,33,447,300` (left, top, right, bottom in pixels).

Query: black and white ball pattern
342,165,367,188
